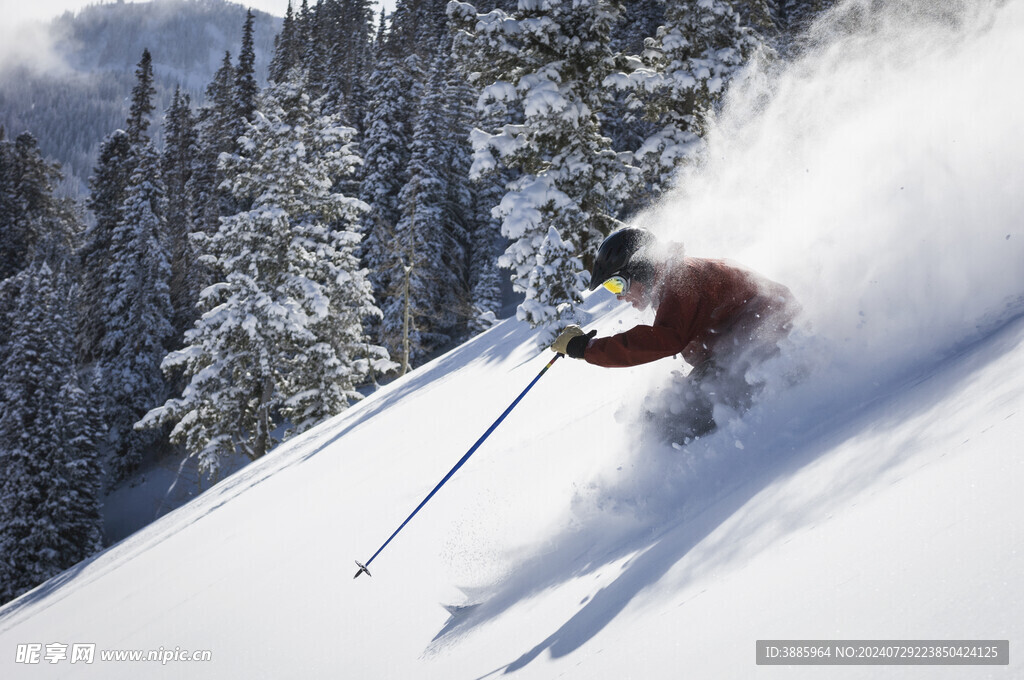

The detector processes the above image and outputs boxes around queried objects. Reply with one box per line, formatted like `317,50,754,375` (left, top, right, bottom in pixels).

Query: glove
550,325,596,358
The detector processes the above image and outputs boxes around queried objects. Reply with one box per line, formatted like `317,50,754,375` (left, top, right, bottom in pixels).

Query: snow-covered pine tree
0,132,73,281
444,43,501,337
300,0,328,95
162,87,201,341
338,1,375,134
612,0,765,194
611,0,665,56
0,134,82,455
734,0,782,41
79,129,133,362
371,4,387,53
776,0,836,52
141,77,390,479
290,0,376,213
360,0,463,357
77,45,175,483
452,49,510,334
0,131,18,281
466,193,505,332
604,0,665,213
0,261,103,605
235,10,259,128
270,1,302,83
126,49,156,145
383,41,469,369
192,11,263,240
295,0,313,54
308,0,375,127
450,0,637,341
81,49,164,364
56,365,105,561
192,52,239,241
0,136,29,280
99,141,175,482
358,26,418,338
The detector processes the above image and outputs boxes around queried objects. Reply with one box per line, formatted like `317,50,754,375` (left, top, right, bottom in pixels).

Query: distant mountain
0,0,280,197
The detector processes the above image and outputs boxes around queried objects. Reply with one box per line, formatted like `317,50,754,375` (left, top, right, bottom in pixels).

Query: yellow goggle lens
602,275,629,295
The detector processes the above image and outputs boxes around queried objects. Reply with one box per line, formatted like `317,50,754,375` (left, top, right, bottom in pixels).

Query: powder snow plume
643,0,1024,384
566,0,1024,536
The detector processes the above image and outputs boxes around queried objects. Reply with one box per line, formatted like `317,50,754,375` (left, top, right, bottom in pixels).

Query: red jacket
584,254,794,368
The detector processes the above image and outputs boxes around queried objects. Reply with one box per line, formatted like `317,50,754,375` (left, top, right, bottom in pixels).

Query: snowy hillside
0,287,1021,678
2,0,1023,677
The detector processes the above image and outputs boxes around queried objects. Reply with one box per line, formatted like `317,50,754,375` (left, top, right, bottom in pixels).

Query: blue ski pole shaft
354,352,563,579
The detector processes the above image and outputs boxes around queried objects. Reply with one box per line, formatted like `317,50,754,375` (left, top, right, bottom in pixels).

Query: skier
551,227,798,441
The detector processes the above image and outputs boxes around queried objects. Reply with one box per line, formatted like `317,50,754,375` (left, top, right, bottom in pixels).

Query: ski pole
354,351,563,579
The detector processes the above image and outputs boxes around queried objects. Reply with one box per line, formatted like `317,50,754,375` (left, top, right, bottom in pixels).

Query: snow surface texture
2,0,1023,677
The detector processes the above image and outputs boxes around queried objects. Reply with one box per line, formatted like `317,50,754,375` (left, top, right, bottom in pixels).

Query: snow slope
2,0,1024,677
0,288,1021,679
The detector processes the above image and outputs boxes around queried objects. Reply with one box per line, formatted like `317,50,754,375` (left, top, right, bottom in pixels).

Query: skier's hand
550,325,595,358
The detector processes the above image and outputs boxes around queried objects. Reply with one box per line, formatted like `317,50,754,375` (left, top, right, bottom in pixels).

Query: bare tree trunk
252,374,274,459
401,261,412,376
399,198,417,376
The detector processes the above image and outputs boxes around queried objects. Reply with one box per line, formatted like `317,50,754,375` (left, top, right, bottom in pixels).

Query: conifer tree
193,52,238,241
604,0,665,195
0,262,103,604
235,10,259,127
77,46,170,483
15,134,78,260
465,96,513,333
192,10,261,243
372,5,387,49
735,0,782,40
0,132,72,281
162,88,201,340
359,30,418,330
442,44,487,336
126,49,156,145
99,142,175,482
450,0,636,340
297,0,313,46
300,0,328,95
0,131,18,280
613,0,764,193
79,130,132,362
777,0,835,50
466,199,505,332
81,48,161,364
141,79,390,478
382,42,468,368
307,0,375,126
270,1,302,83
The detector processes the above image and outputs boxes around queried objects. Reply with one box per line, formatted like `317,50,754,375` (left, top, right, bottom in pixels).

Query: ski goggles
601,275,630,296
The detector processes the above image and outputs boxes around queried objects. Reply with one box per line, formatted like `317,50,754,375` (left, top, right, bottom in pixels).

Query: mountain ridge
0,0,280,196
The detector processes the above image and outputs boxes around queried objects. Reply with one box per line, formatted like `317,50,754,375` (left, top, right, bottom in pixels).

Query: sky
2,0,396,28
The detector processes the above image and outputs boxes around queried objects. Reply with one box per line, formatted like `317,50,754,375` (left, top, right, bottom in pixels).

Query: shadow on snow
432,311,1024,674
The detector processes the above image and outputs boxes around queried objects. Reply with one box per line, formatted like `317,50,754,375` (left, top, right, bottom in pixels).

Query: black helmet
588,227,657,291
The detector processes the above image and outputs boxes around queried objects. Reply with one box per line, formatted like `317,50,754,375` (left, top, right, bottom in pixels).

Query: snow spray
642,0,1024,382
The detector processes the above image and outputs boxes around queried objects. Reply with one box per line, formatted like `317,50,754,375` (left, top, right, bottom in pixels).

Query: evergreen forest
0,0,830,605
